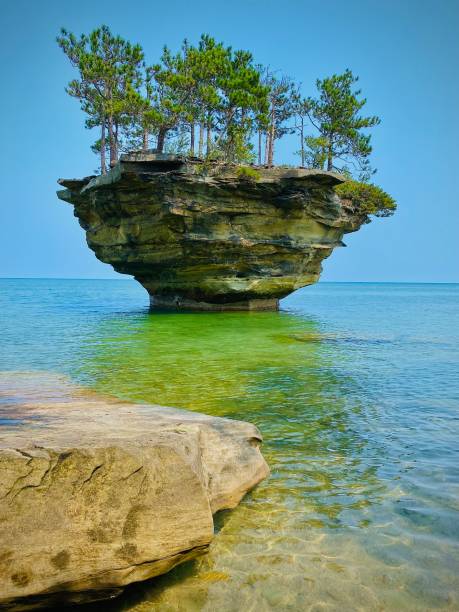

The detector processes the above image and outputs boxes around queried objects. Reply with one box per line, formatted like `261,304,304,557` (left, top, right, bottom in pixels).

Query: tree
306,69,380,173
58,29,387,180
57,25,144,172
189,35,229,158
262,72,295,167
154,35,269,163
135,65,157,151
147,42,200,153
213,48,269,163
292,91,310,167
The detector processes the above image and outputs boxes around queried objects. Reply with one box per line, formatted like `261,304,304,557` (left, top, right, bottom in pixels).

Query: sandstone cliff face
0,372,269,610
57,154,367,310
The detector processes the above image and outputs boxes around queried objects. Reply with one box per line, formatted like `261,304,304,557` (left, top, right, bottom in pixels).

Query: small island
56,27,395,311
59,153,371,310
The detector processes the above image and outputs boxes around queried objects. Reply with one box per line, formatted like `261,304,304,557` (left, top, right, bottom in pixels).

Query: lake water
1,279,458,610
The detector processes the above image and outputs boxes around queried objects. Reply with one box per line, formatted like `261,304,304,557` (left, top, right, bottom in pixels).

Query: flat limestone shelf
0,372,269,610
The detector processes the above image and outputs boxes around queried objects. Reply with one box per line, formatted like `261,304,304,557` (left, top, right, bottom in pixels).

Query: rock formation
57,153,368,310
0,373,269,610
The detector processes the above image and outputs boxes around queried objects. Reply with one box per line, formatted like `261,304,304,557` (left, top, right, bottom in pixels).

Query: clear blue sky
1,0,458,281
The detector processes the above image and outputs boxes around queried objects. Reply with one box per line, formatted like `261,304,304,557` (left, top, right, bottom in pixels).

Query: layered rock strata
57,153,367,310
0,373,269,609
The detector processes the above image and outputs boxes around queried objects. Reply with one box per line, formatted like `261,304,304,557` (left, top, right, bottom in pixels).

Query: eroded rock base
149,295,279,311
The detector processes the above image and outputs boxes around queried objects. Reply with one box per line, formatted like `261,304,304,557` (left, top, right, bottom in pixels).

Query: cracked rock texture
57,153,367,310
0,373,269,609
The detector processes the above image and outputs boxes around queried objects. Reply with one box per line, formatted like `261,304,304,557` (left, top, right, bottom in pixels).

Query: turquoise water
1,279,458,610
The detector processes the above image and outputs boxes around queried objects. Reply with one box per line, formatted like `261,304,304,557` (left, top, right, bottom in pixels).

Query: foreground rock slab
0,373,269,609
57,154,367,310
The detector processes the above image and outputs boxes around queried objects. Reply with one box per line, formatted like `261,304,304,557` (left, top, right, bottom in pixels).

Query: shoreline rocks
57,154,368,311
0,373,269,609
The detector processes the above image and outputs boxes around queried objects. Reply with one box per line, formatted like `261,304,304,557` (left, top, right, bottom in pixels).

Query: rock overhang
57,155,367,310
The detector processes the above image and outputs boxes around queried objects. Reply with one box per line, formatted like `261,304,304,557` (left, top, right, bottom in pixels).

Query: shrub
236,166,261,182
335,180,397,217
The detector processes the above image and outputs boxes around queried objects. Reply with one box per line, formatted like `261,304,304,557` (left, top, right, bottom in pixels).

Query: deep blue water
1,279,458,610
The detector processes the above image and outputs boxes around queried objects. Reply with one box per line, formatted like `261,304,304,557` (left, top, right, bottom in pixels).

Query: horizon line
0,277,458,285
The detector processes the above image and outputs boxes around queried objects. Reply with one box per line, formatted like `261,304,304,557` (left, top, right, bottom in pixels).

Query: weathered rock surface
57,153,368,310
0,372,269,609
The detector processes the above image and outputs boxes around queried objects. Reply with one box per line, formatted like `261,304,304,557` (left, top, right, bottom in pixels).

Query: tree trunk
264,132,269,165
198,123,204,158
190,123,195,156
268,134,274,167
114,122,119,162
300,118,305,167
327,146,333,171
157,127,167,153
267,118,275,167
108,115,116,167
258,130,262,166
142,127,149,151
206,117,211,157
100,121,106,175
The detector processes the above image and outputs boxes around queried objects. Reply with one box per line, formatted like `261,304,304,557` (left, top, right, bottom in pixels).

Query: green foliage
236,166,261,182
335,180,396,217
260,70,295,166
147,35,268,156
57,25,144,171
306,69,380,173
163,130,190,155
218,127,256,163
58,28,392,217
301,135,328,169
291,92,310,166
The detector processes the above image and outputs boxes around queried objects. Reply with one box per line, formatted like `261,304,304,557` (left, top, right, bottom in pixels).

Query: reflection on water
1,280,458,610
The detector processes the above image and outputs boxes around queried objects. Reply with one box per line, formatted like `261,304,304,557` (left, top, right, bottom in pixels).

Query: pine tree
213,46,269,162
57,25,144,171
292,91,310,167
306,69,380,173
58,29,384,178
147,43,198,153
262,72,295,167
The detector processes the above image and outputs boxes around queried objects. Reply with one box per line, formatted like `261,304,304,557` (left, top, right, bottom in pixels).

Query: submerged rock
57,154,367,310
0,373,269,609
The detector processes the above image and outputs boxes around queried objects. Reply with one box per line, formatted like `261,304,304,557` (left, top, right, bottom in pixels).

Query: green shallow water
1,280,458,610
